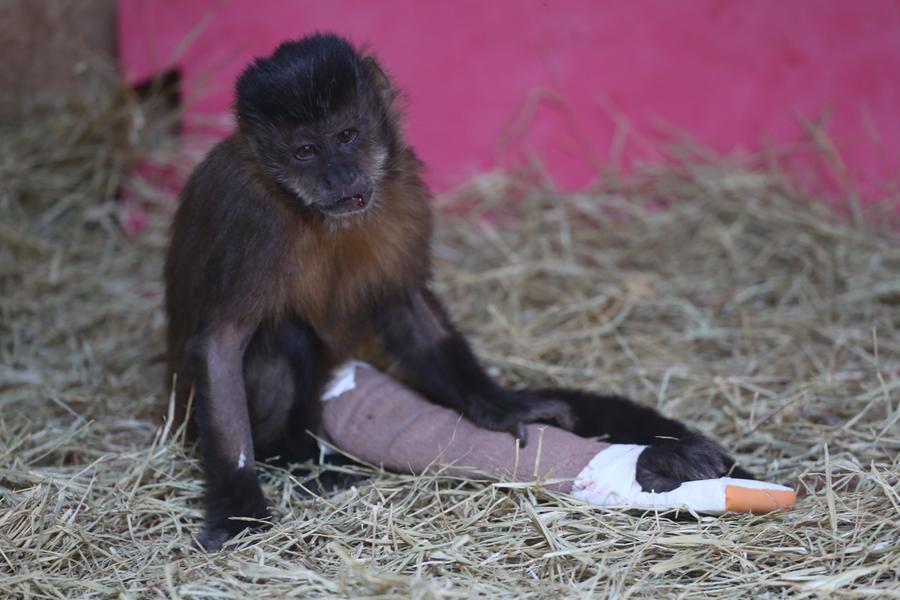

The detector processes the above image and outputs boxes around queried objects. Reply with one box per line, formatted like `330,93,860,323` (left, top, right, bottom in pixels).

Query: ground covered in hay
1,90,899,599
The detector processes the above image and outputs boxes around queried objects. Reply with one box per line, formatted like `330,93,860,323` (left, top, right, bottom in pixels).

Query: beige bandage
320,362,608,492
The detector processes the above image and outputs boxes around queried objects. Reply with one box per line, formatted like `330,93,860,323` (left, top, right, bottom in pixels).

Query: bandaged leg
320,362,795,514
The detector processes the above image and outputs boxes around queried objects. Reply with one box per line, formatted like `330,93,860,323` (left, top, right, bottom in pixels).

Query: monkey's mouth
319,192,370,216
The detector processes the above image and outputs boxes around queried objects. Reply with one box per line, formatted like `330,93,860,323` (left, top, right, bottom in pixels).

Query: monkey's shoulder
174,137,293,248
178,136,275,216
166,137,295,315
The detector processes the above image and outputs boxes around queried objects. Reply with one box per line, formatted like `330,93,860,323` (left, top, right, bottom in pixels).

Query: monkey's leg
244,320,320,463
191,322,270,552
373,289,574,442
244,318,359,492
535,388,755,489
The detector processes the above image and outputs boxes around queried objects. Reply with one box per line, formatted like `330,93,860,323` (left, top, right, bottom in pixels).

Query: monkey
164,34,751,552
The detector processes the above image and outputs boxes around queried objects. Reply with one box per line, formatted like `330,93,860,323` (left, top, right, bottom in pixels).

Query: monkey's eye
337,128,359,145
294,144,318,161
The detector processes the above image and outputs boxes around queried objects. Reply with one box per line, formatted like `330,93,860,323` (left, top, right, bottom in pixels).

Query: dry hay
1,85,899,599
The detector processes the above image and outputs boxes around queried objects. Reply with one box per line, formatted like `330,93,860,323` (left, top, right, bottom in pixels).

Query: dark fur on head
235,33,400,217
237,34,364,127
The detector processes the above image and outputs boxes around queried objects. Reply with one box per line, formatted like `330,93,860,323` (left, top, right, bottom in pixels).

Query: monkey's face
248,107,389,220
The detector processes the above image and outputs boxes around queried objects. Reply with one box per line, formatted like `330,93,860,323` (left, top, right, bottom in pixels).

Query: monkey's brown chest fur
280,199,432,354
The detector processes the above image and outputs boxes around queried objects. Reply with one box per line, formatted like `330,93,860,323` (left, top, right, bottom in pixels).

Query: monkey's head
236,34,400,219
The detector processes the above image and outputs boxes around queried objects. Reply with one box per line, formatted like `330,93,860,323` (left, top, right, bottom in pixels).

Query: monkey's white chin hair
281,179,380,232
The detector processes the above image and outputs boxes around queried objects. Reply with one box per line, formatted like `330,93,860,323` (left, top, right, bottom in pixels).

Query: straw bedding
1,87,898,599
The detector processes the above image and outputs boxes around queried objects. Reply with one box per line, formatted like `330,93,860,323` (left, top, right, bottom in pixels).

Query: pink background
119,0,900,200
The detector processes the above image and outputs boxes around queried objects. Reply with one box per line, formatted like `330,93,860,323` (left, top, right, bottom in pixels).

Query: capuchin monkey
165,34,752,552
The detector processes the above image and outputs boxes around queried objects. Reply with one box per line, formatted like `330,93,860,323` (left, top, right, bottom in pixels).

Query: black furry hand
635,433,754,493
466,389,575,446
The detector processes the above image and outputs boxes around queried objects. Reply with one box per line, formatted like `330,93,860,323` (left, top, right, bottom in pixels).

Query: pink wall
119,0,900,200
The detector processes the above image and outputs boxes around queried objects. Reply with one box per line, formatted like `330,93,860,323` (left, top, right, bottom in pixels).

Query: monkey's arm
528,387,759,486
371,289,754,483
372,288,573,441
190,321,270,552
534,388,690,442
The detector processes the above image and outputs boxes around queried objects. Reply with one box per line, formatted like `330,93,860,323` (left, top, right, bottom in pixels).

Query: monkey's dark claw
199,515,272,553
515,422,528,446
198,526,232,553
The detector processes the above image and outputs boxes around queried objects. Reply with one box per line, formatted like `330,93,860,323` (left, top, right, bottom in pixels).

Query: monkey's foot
199,512,272,553
200,470,272,552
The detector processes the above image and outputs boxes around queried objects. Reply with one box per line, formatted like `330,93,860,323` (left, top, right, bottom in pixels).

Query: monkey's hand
466,389,576,445
199,469,272,553
635,433,754,493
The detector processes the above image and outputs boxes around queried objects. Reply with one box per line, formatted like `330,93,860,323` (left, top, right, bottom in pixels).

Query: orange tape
725,484,796,514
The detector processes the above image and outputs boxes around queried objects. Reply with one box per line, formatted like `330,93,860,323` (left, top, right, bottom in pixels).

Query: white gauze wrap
571,444,784,514
322,361,366,401
318,361,367,457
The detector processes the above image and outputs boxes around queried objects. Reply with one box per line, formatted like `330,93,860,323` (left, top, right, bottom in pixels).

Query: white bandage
322,361,368,401
571,444,787,514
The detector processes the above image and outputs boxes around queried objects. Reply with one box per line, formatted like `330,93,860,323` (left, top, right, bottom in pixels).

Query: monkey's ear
362,56,396,107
